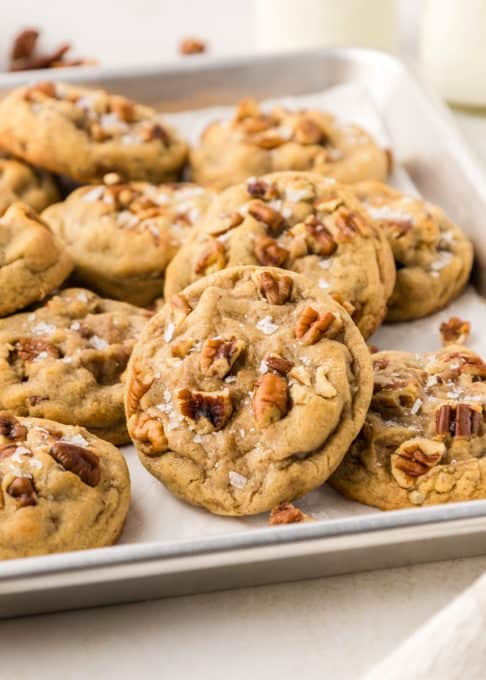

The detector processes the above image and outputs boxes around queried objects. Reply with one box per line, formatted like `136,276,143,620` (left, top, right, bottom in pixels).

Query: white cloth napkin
362,572,486,680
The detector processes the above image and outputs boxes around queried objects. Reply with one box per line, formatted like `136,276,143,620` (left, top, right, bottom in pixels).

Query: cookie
0,203,73,317
0,289,150,444
0,413,130,559
164,172,396,338
330,346,486,510
43,178,214,306
190,98,389,190
353,181,473,321
0,81,188,183
0,155,60,215
126,266,373,516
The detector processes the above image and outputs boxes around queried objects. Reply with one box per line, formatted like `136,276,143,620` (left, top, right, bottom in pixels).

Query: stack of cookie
0,80,481,560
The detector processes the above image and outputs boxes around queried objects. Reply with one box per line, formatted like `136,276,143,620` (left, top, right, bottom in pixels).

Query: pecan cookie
0,289,151,444
0,203,73,317
353,181,473,321
0,413,130,559
330,346,486,510
190,98,389,190
43,177,214,306
0,81,188,183
164,172,396,338
126,266,373,516
0,155,59,215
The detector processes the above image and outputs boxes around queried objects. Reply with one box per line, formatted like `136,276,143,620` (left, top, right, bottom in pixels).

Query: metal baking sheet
1,47,486,619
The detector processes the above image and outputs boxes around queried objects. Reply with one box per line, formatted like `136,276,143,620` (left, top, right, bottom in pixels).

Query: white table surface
1,1,486,678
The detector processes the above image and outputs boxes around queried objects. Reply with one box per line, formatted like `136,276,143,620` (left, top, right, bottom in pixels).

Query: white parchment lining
119,83,486,545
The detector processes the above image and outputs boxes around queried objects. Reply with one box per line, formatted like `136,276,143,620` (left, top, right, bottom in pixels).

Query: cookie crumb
269,502,313,525
440,316,471,345
367,343,379,354
179,37,207,56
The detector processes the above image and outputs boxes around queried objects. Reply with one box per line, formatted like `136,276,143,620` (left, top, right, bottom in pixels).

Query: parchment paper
119,83,486,545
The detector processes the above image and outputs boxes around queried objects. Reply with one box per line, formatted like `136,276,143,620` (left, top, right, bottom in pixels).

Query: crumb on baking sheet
269,502,313,526
439,316,471,345
179,37,207,56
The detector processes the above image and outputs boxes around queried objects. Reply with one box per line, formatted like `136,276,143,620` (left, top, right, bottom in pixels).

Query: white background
1,1,486,678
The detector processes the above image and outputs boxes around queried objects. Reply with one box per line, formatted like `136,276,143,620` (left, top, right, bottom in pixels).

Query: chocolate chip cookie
0,202,73,317
126,266,373,516
0,81,188,183
331,346,486,510
164,172,396,338
43,177,214,306
0,155,60,215
353,181,473,321
190,98,389,190
0,413,130,559
0,289,151,444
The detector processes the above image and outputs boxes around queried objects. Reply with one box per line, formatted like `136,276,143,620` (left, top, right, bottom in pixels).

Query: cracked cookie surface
0,155,59,215
0,203,73,317
126,266,373,516
0,82,188,183
0,413,130,559
164,172,395,338
353,181,473,321
43,179,214,306
190,99,389,190
330,346,486,510
0,288,150,444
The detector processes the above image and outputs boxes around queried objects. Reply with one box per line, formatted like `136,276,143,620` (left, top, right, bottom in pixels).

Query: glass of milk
420,0,486,107
253,0,398,53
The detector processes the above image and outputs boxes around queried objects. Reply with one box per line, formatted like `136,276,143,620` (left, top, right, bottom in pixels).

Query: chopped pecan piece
248,200,284,234
304,216,337,255
170,294,192,324
13,338,61,362
391,438,445,488
295,307,341,345
194,239,227,275
235,98,261,121
455,403,482,438
0,413,27,441
138,122,170,145
269,502,312,525
200,336,246,378
335,209,370,240
294,118,325,145
210,211,244,236
240,114,275,134
265,354,293,375
440,317,471,345
126,367,153,416
435,403,482,438
177,388,233,433
315,366,337,398
254,235,289,267
253,373,289,428
0,444,19,460
372,377,422,411
258,271,292,304
179,37,207,55
254,133,288,150
7,477,37,507
132,413,168,456
246,178,278,200
110,96,135,122
171,338,195,358
25,81,57,100
49,442,100,486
